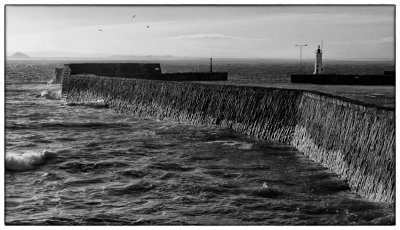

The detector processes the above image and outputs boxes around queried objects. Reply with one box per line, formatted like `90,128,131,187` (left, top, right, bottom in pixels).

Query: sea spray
205,140,253,150
39,90,61,100
6,150,55,171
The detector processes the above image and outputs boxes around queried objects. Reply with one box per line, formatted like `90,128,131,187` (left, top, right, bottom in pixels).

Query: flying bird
146,25,150,28
98,29,103,31
131,15,136,19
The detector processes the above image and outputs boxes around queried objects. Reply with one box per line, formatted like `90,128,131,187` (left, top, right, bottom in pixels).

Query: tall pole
295,44,307,73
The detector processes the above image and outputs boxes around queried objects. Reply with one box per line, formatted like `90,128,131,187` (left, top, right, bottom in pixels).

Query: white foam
205,140,253,150
47,79,56,85
39,90,61,100
6,150,55,171
237,143,253,150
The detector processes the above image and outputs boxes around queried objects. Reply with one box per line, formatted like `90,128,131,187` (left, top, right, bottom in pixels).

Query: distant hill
8,52,31,60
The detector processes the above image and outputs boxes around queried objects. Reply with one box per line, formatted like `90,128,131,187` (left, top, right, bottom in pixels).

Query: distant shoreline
5,58,395,63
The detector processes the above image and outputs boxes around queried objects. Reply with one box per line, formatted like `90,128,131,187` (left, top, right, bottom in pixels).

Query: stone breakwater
61,63,227,82
62,74,395,203
47,67,64,84
291,73,395,85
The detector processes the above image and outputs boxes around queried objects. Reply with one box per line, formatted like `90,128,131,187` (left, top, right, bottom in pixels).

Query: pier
291,45,395,85
61,63,395,203
63,63,228,82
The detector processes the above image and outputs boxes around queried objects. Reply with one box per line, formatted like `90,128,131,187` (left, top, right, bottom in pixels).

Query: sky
5,5,395,60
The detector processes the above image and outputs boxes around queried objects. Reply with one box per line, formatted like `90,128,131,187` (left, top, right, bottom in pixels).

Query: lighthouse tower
313,45,323,75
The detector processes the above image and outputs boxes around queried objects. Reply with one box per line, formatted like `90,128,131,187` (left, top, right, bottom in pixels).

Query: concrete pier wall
47,67,65,84
61,63,227,82
291,73,395,85
293,93,395,202
68,63,162,76
62,74,395,203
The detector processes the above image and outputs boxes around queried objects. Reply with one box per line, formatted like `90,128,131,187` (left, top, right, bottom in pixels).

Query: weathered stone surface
63,74,395,203
292,93,395,202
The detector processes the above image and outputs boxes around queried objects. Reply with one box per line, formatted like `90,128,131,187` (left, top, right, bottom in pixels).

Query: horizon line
7,51,395,62
6,56,395,62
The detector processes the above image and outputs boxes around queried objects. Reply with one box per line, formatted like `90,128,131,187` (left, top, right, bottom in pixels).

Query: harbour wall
68,63,162,76
62,74,395,203
62,63,227,82
291,73,395,85
47,67,65,84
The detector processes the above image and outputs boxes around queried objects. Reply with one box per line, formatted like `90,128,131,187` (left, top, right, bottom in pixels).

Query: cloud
168,33,267,41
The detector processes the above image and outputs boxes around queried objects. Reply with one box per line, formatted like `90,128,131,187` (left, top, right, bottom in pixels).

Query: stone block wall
62,74,395,203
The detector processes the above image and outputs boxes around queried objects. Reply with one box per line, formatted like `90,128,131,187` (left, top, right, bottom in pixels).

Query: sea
4,60,395,225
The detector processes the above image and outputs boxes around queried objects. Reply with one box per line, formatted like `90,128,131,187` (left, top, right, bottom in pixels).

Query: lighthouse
313,45,323,74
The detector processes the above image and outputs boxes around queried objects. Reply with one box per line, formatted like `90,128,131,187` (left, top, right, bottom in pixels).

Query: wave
57,161,129,173
117,169,147,178
37,90,61,100
65,101,108,109
146,162,194,171
251,183,282,198
6,150,56,171
106,180,157,195
205,140,253,150
6,122,131,130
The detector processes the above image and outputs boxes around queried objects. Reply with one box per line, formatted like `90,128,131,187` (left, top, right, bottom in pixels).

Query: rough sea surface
5,61,395,225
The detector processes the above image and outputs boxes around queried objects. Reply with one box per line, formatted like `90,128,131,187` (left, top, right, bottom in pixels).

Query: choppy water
5,63,395,225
